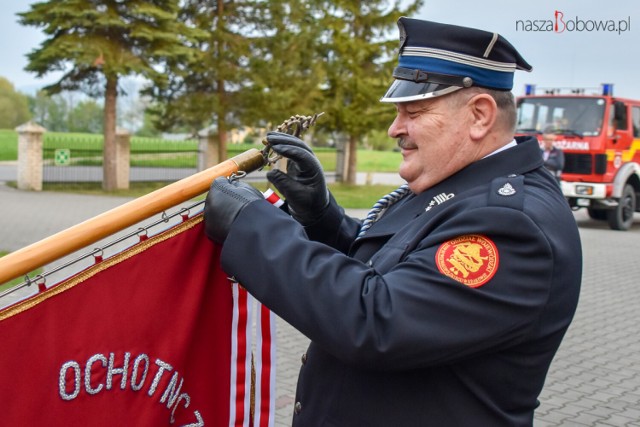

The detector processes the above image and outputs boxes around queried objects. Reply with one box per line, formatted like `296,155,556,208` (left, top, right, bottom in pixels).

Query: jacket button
301,353,307,365
294,402,302,414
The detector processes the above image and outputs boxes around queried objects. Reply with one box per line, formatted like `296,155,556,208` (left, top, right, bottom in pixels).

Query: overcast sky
2,0,638,98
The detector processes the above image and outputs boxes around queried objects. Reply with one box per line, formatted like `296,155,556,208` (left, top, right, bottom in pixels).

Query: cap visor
380,80,461,103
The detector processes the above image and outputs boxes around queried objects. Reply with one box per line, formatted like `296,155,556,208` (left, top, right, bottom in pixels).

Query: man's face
387,94,474,194
542,133,555,150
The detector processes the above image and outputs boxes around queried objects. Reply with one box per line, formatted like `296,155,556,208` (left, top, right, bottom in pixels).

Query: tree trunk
102,75,118,191
217,115,227,162
216,80,227,162
215,2,227,162
345,134,358,185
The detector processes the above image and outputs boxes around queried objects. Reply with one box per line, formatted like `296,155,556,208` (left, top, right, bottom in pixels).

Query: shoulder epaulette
488,174,525,210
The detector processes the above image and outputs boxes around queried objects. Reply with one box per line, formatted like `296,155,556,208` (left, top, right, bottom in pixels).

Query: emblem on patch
498,183,516,196
435,235,499,288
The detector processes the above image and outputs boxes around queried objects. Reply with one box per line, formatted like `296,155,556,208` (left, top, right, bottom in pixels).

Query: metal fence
43,134,199,183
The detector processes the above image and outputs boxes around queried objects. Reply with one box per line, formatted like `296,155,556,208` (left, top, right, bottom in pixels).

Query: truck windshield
516,97,606,137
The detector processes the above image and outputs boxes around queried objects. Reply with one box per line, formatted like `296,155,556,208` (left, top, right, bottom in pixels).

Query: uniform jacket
220,136,582,426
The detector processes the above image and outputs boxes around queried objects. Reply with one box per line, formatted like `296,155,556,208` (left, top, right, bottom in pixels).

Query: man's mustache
397,138,417,150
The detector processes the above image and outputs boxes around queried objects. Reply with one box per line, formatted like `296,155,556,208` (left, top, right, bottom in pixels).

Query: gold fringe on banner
0,216,204,322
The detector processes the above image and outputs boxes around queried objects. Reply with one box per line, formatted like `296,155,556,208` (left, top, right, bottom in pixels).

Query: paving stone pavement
1,182,639,426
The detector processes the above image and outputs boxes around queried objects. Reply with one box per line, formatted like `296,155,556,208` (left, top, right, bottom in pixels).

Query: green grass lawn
328,183,399,208
0,130,18,161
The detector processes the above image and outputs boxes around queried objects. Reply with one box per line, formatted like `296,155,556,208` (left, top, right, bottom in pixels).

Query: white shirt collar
482,139,517,159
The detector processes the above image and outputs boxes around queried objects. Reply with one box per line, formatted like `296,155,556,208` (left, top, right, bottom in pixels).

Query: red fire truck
516,84,640,230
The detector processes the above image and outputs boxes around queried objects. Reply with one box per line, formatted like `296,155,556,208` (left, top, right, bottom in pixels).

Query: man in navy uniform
204,17,582,426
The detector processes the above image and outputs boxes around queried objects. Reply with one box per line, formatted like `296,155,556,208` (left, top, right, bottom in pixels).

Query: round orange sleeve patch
435,234,499,288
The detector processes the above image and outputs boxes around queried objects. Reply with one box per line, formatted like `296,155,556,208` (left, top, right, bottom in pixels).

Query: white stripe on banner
229,284,240,427
268,309,277,427
254,302,277,427
229,283,254,427
242,290,254,427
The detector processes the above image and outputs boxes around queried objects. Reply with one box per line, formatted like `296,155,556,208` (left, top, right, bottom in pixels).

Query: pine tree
145,1,259,161
241,0,325,127
145,1,332,158
315,0,422,183
18,0,204,190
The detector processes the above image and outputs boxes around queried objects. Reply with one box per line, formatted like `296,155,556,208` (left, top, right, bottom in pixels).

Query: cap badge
435,235,499,288
497,183,516,196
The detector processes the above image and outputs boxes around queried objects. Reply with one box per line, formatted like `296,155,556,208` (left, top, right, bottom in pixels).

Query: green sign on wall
54,149,70,166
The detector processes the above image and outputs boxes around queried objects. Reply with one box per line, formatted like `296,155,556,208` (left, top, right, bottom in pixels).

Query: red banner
0,216,232,426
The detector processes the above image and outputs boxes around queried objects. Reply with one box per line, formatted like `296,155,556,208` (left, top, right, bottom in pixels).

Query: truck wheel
607,184,636,230
587,208,607,221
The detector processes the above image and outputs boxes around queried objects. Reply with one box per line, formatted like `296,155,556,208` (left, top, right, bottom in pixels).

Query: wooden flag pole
0,149,266,285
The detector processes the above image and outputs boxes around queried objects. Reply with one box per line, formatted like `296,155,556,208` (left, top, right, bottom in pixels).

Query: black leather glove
204,177,264,245
266,131,329,225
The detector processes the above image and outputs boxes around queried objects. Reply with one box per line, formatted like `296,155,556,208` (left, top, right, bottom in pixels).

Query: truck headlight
575,185,594,196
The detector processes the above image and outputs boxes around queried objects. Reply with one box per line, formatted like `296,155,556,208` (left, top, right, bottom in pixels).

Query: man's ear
468,94,497,141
